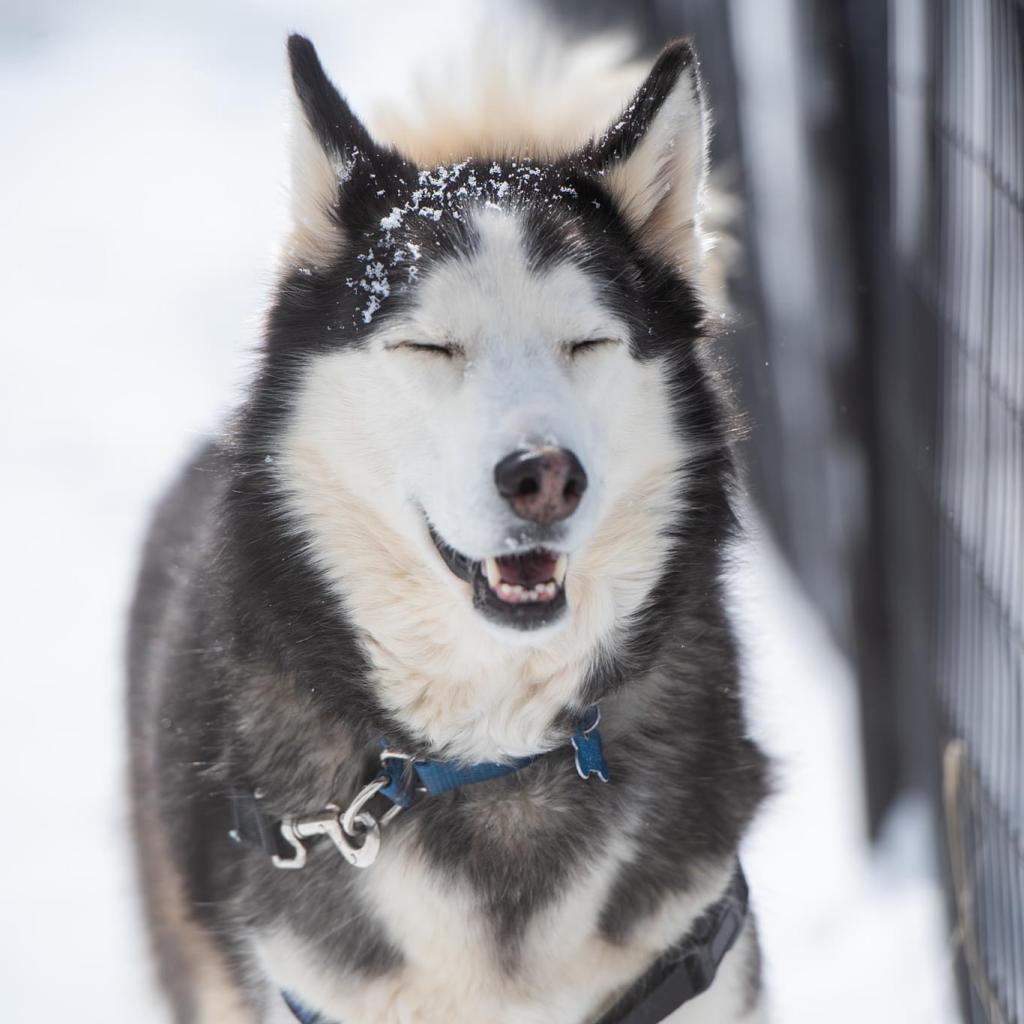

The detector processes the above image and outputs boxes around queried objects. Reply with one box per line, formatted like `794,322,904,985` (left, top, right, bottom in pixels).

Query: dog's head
261,35,724,679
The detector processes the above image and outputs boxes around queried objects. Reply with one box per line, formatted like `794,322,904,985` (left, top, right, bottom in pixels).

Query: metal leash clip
271,763,406,871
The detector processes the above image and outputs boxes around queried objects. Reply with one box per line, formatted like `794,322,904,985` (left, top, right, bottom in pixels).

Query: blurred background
0,0,1019,1021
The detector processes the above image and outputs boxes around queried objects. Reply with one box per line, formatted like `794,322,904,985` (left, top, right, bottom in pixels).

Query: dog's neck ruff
281,866,750,1024
230,705,609,871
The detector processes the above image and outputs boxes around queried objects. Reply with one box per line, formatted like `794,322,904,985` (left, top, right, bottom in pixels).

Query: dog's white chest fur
255,844,757,1024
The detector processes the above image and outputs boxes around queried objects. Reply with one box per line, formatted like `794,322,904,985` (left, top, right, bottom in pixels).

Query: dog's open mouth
482,550,568,605
427,525,569,630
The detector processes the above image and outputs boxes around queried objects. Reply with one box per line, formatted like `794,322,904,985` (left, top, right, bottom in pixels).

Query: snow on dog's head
260,35,730,756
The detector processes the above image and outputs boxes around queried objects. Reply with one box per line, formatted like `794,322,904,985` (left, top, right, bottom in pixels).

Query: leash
229,709,749,1022
279,867,749,1024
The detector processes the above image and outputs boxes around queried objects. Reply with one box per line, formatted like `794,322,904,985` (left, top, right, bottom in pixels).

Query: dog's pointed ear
583,40,709,274
285,34,382,266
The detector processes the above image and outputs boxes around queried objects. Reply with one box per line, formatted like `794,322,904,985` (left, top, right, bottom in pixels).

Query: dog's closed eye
568,338,619,358
390,341,462,358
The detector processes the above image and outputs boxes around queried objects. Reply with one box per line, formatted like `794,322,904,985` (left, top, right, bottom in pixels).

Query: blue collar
378,703,609,808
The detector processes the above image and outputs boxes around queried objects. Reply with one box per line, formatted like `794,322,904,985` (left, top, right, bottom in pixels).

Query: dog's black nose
494,447,588,524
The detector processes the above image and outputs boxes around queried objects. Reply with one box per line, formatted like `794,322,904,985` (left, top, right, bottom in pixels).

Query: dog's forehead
340,155,631,338
407,204,620,345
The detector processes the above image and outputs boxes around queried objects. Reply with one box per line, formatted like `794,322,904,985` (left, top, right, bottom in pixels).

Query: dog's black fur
129,34,770,1021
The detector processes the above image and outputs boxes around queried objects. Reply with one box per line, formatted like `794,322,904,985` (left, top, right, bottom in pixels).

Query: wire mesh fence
889,0,1024,1019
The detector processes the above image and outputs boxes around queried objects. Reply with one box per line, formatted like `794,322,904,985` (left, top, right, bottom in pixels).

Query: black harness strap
592,867,750,1024
229,787,295,861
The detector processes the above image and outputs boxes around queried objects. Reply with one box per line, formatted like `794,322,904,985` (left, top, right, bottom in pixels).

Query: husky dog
128,28,770,1024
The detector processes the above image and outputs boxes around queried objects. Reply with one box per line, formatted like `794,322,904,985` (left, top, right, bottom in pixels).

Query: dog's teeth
498,582,525,603
485,557,502,590
553,555,568,586
491,565,563,605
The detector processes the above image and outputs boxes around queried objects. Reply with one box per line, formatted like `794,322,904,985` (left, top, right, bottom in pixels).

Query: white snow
0,2,958,1021
731,526,959,1022
348,154,571,322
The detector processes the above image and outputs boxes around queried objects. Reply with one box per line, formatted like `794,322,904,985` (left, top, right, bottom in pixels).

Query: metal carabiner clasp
341,774,403,835
270,757,413,872
272,800,383,871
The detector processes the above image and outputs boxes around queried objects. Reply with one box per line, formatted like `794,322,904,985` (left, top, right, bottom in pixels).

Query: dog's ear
286,35,384,266
583,40,709,274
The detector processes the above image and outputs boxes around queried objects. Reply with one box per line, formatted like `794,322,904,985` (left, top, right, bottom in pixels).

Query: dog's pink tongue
495,551,558,587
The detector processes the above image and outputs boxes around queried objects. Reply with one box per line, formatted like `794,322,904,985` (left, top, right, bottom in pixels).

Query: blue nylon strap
282,990,327,1024
415,754,539,794
378,705,608,808
379,750,541,807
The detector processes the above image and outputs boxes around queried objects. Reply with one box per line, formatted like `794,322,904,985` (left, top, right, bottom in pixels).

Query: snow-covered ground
731,535,958,1022
0,2,958,1020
